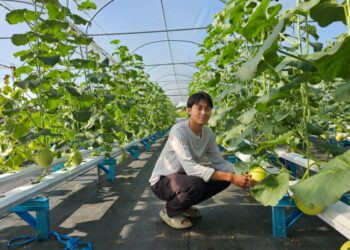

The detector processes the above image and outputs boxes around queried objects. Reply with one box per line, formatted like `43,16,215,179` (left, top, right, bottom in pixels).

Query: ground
0,138,347,249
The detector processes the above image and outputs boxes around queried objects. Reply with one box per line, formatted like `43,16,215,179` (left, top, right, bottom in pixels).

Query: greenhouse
0,0,350,249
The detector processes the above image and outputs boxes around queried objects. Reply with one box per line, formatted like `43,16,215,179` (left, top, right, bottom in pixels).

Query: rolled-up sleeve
169,129,215,182
206,135,235,173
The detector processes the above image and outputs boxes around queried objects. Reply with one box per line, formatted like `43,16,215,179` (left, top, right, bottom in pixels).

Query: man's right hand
231,173,255,188
211,171,256,188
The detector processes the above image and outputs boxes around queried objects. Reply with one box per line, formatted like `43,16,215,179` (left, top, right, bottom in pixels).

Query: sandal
182,206,202,219
159,210,193,229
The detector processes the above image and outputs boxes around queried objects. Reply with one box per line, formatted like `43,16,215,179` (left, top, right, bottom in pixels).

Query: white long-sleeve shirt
149,120,235,186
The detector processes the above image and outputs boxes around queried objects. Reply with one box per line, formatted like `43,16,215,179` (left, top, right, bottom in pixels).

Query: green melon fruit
70,151,82,166
340,240,350,250
249,166,266,182
294,197,325,216
35,148,54,167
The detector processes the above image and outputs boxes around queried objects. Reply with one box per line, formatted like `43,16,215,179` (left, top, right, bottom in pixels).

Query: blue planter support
272,195,303,238
127,145,139,160
141,138,151,152
97,158,116,182
227,155,238,163
150,135,157,144
53,162,64,172
218,145,225,152
329,138,350,148
11,197,50,240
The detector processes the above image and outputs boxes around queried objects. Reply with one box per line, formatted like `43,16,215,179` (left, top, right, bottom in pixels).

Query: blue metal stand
272,195,303,238
53,162,64,172
329,138,350,148
127,145,139,160
11,197,50,240
218,145,225,152
141,138,151,152
227,155,238,163
150,135,157,144
97,158,116,182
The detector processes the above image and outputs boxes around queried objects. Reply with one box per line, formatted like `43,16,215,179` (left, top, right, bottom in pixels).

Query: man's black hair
187,91,213,109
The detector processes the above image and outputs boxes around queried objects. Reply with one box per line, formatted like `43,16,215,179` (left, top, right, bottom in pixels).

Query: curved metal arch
155,74,193,82
86,0,115,33
1,0,40,6
131,40,200,54
146,63,197,73
85,0,225,33
158,82,189,87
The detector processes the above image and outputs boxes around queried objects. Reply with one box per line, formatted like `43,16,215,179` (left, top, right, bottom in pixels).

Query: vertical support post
272,206,287,238
150,135,157,144
286,162,297,177
106,158,116,182
97,158,116,182
53,162,64,172
127,145,139,160
11,197,50,240
141,138,151,152
227,155,238,163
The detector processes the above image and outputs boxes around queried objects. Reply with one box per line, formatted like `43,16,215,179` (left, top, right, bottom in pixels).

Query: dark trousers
151,173,230,217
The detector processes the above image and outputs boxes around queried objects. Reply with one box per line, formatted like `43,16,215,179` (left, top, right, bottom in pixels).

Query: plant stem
346,0,350,35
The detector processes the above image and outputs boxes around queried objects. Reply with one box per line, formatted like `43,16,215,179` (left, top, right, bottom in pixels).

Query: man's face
187,99,212,125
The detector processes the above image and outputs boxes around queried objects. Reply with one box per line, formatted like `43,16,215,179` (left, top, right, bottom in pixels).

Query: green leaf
237,18,285,81
65,86,81,97
307,123,324,136
46,2,60,20
11,33,34,46
37,55,60,66
311,137,346,156
15,79,43,89
242,0,277,39
100,58,109,67
257,131,295,153
111,39,120,45
40,20,68,30
332,83,350,102
225,124,253,148
251,172,289,206
4,120,30,140
73,110,92,123
104,94,115,103
6,9,39,24
309,42,323,52
309,36,350,80
70,59,96,69
216,84,243,102
301,25,319,40
69,14,89,25
291,150,350,210
208,107,233,127
272,111,290,122
77,0,97,11
310,0,346,27
14,66,33,76
80,94,95,109
237,108,256,125
19,128,52,144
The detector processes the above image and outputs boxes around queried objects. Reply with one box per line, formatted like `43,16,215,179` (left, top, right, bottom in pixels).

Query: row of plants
0,0,176,175
191,0,350,215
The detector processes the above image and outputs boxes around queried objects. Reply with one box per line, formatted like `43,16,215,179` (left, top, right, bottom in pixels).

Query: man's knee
180,176,205,197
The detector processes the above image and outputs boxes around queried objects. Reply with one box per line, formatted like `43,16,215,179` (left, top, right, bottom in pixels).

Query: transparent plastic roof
0,0,346,105
0,0,225,104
